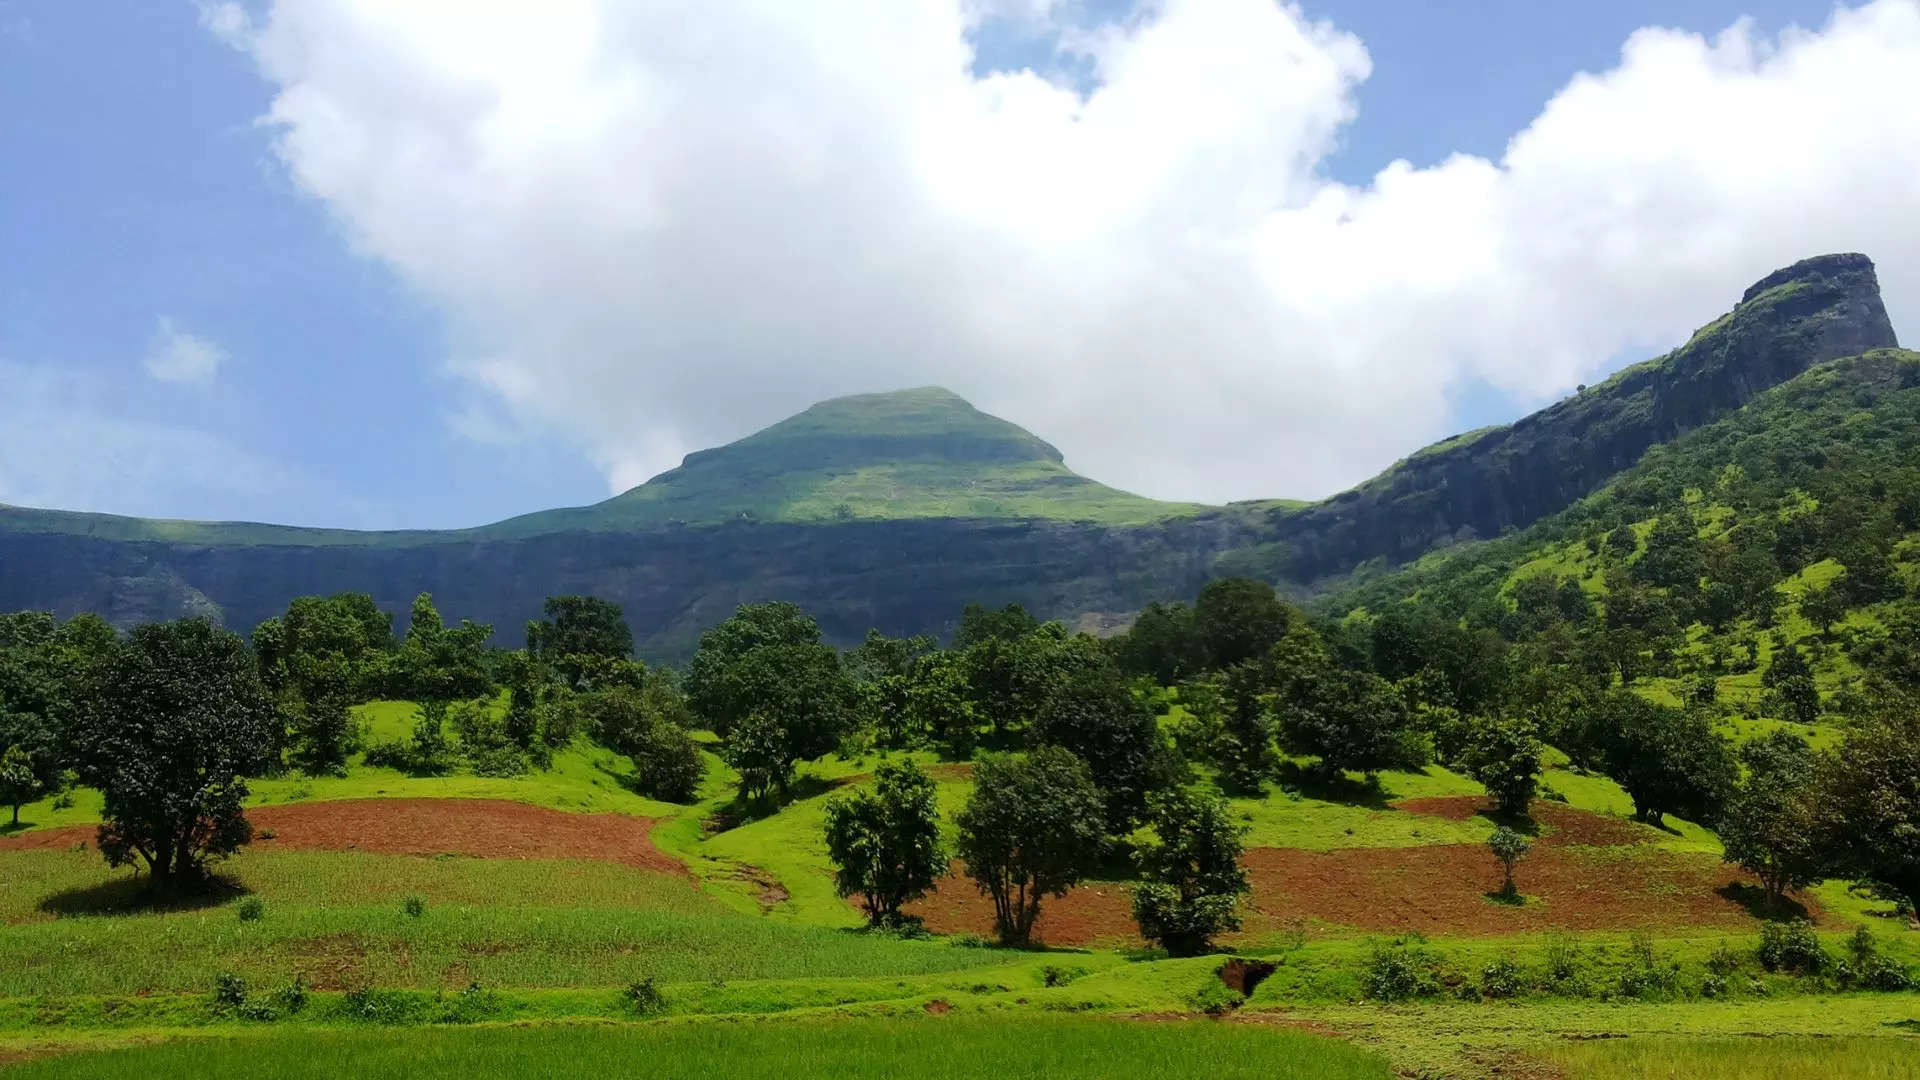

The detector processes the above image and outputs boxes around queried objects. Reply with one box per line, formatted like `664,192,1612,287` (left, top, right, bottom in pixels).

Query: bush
949,933,990,949
1190,980,1244,1016
1615,932,1679,1000
1704,940,1744,977
628,719,706,803
1363,939,1436,1002
362,740,415,771
213,972,249,1011
1757,920,1830,975
621,976,667,1015
403,895,426,919
1841,927,1915,991
1540,933,1587,995
1479,955,1523,999
272,975,309,1016
236,896,266,923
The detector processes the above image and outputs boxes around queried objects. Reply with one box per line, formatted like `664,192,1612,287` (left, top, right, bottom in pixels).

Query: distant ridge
0,253,1899,656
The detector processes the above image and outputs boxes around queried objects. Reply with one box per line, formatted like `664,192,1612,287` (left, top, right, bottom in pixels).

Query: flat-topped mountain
0,254,1899,654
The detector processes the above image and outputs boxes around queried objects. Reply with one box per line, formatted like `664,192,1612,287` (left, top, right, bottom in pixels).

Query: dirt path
0,798,684,876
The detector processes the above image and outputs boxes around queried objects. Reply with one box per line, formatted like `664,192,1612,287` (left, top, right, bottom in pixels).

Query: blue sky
0,1,1888,527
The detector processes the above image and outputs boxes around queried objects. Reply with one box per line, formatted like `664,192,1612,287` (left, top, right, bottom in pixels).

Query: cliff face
0,254,1897,656
1258,253,1897,582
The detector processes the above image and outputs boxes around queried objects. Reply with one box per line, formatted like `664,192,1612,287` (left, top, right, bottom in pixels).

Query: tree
1029,661,1173,832
527,595,634,688
685,604,853,800
0,743,45,826
1276,667,1423,780
1820,683,1920,920
1130,788,1250,956
1762,642,1820,725
254,593,395,704
0,701,60,826
1488,826,1532,899
1719,731,1826,911
287,690,356,777
823,759,948,927
1192,579,1291,669
1112,601,1201,684
905,651,979,759
1460,715,1543,820
579,684,704,802
952,603,1039,649
954,748,1107,947
1213,662,1278,793
398,594,494,703
1800,583,1848,638
69,619,277,891
1576,693,1737,826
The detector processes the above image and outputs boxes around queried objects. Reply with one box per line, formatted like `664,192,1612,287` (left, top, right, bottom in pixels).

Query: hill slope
0,254,1898,654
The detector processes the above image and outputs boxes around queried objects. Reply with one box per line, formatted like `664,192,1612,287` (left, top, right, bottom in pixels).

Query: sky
2,0,1917,529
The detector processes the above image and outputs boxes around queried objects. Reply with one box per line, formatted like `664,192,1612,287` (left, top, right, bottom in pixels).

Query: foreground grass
0,1016,1391,1080
1541,1036,1920,1079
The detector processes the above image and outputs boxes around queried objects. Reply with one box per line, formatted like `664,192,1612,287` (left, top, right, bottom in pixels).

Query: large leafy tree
1193,578,1291,670
1459,714,1543,820
399,594,494,703
686,603,854,799
70,619,277,891
1129,788,1249,957
1719,730,1826,911
1212,661,1278,793
823,759,948,927
954,748,1106,947
253,592,395,704
526,595,634,688
1576,693,1737,826
1820,683,1920,920
1029,659,1173,832
1112,601,1202,685
1276,666,1422,779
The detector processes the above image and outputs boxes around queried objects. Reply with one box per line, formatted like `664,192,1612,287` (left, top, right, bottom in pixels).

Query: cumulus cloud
145,316,227,383
0,360,285,517
218,0,1920,504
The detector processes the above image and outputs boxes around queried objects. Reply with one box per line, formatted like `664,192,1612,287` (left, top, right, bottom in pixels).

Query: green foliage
1029,655,1174,832
526,595,633,688
1719,730,1825,909
397,594,494,704
575,683,703,801
1129,788,1249,957
403,895,427,919
1276,664,1424,779
1818,682,1920,918
1193,578,1293,670
1487,826,1532,898
619,976,667,1015
687,603,854,800
822,760,948,927
1362,938,1437,1002
954,747,1107,947
1459,715,1543,819
1568,693,1736,826
287,692,358,778
1757,920,1831,975
70,618,278,890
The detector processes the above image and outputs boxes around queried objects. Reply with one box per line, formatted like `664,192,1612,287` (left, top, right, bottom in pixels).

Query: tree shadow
1484,886,1527,907
1717,882,1813,923
37,873,247,918
1274,763,1392,810
1473,806,1541,836
0,819,35,836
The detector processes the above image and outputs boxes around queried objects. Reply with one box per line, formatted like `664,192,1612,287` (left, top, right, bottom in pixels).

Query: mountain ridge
0,253,1898,655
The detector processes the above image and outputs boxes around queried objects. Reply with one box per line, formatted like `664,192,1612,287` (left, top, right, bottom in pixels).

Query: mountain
0,254,1898,656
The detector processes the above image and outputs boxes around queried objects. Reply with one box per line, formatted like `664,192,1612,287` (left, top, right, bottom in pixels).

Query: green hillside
1326,347,1920,716
485,387,1206,533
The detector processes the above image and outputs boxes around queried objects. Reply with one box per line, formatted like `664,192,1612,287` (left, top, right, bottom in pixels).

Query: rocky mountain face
0,254,1897,657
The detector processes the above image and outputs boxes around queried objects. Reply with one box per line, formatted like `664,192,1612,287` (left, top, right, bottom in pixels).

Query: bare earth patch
897,797,1808,944
0,799,682,876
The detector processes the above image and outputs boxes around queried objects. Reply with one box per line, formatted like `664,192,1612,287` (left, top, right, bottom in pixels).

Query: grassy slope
0,388,1206,546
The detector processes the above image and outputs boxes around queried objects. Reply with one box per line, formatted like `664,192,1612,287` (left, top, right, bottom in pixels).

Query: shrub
1363,939,1436,1002
1541,933,1587,995
1757,920,1830,975
403,895,426,919
362,740,415,771
1041,965,1087,988
1700,973,1728,999
949,933,990,949
1190,980,1244,1016
1841,927,1915,991
1488,826,1532,899
628,718,707,803
621,976,667,1015
1704,940,1744,977
1615,932,1679,1000
1479,955,1523,999
235,896,266,923
272,975,310,1016
213,972,249,1011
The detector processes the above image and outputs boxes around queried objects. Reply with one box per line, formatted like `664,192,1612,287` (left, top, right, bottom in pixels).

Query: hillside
0,254,1897,654
1325,346,1920,718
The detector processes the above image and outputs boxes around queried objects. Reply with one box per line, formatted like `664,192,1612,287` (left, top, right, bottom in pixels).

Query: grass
0,1016,1393,1080
1540,1036,1920,1079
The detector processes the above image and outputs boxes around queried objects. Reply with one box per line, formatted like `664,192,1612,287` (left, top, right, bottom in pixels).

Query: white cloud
0,360,285,517
219,0,1920,505
144,316,227,383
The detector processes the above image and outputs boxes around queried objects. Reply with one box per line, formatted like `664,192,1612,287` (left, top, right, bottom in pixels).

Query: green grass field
0,1017,1393,1080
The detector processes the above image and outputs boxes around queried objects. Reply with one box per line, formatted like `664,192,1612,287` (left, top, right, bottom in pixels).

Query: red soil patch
0,799,683,876
1238,844,1812,935
1392,796,1654,848
898,840,1810,945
